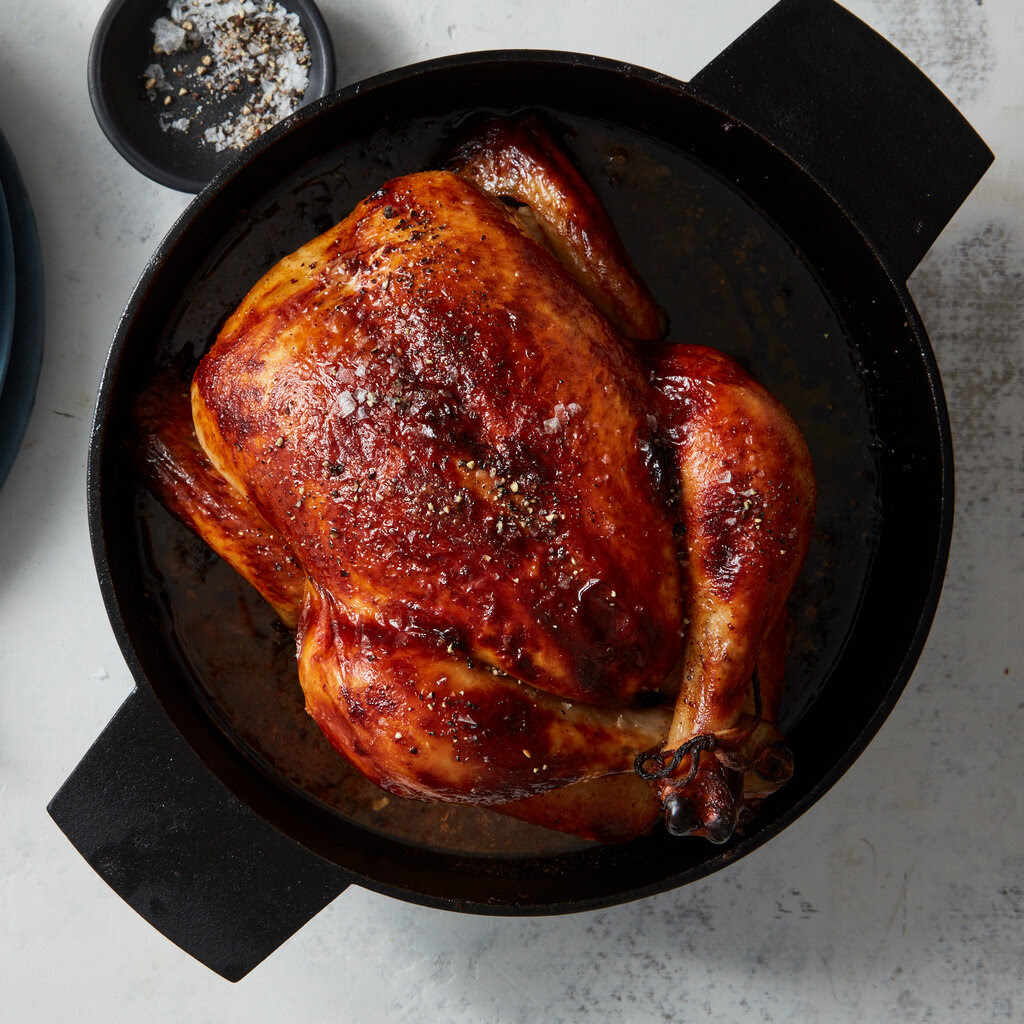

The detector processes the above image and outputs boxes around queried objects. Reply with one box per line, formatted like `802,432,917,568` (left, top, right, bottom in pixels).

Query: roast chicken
136,117,815,845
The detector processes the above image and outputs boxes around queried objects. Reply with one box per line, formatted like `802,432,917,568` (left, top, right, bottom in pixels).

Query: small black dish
88,0,336,193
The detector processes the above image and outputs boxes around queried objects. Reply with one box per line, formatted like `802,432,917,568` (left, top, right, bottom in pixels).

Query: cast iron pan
49,0,992,982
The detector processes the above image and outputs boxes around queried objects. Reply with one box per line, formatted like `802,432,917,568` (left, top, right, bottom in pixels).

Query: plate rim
0,128,46,492
0,177,16,396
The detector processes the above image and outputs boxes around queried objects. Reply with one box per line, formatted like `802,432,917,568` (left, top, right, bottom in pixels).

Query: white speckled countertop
1,1,1021,1019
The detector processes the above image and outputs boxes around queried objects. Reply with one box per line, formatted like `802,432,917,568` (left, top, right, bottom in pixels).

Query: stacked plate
0,128,44,490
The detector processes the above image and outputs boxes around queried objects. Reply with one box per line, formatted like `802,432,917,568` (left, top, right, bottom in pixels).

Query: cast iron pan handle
47,686,350,981
688,0,994,281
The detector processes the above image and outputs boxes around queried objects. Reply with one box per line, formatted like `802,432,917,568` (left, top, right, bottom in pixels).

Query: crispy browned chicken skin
137,119,815,844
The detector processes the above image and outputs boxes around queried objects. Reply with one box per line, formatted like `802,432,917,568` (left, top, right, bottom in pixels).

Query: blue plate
0,177,15,394
0,128,45,491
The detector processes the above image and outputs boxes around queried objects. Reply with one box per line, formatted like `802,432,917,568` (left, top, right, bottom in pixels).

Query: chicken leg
640,343,816,842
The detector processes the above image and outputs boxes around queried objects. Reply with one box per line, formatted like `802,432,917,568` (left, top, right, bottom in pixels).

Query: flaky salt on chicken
136,117,815,844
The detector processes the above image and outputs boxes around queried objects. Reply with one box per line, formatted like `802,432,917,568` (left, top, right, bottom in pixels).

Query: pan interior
126,94,883,860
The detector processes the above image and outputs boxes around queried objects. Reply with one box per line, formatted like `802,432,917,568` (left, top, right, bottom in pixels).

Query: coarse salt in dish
143,0,311,153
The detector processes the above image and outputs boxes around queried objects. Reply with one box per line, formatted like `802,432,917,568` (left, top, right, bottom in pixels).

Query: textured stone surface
1,0,1020,1019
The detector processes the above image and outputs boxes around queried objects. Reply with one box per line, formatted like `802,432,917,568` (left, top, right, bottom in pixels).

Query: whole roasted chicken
137,118,815,845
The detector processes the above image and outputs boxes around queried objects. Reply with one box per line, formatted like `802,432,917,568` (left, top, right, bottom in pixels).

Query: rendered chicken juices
139,120,815,843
